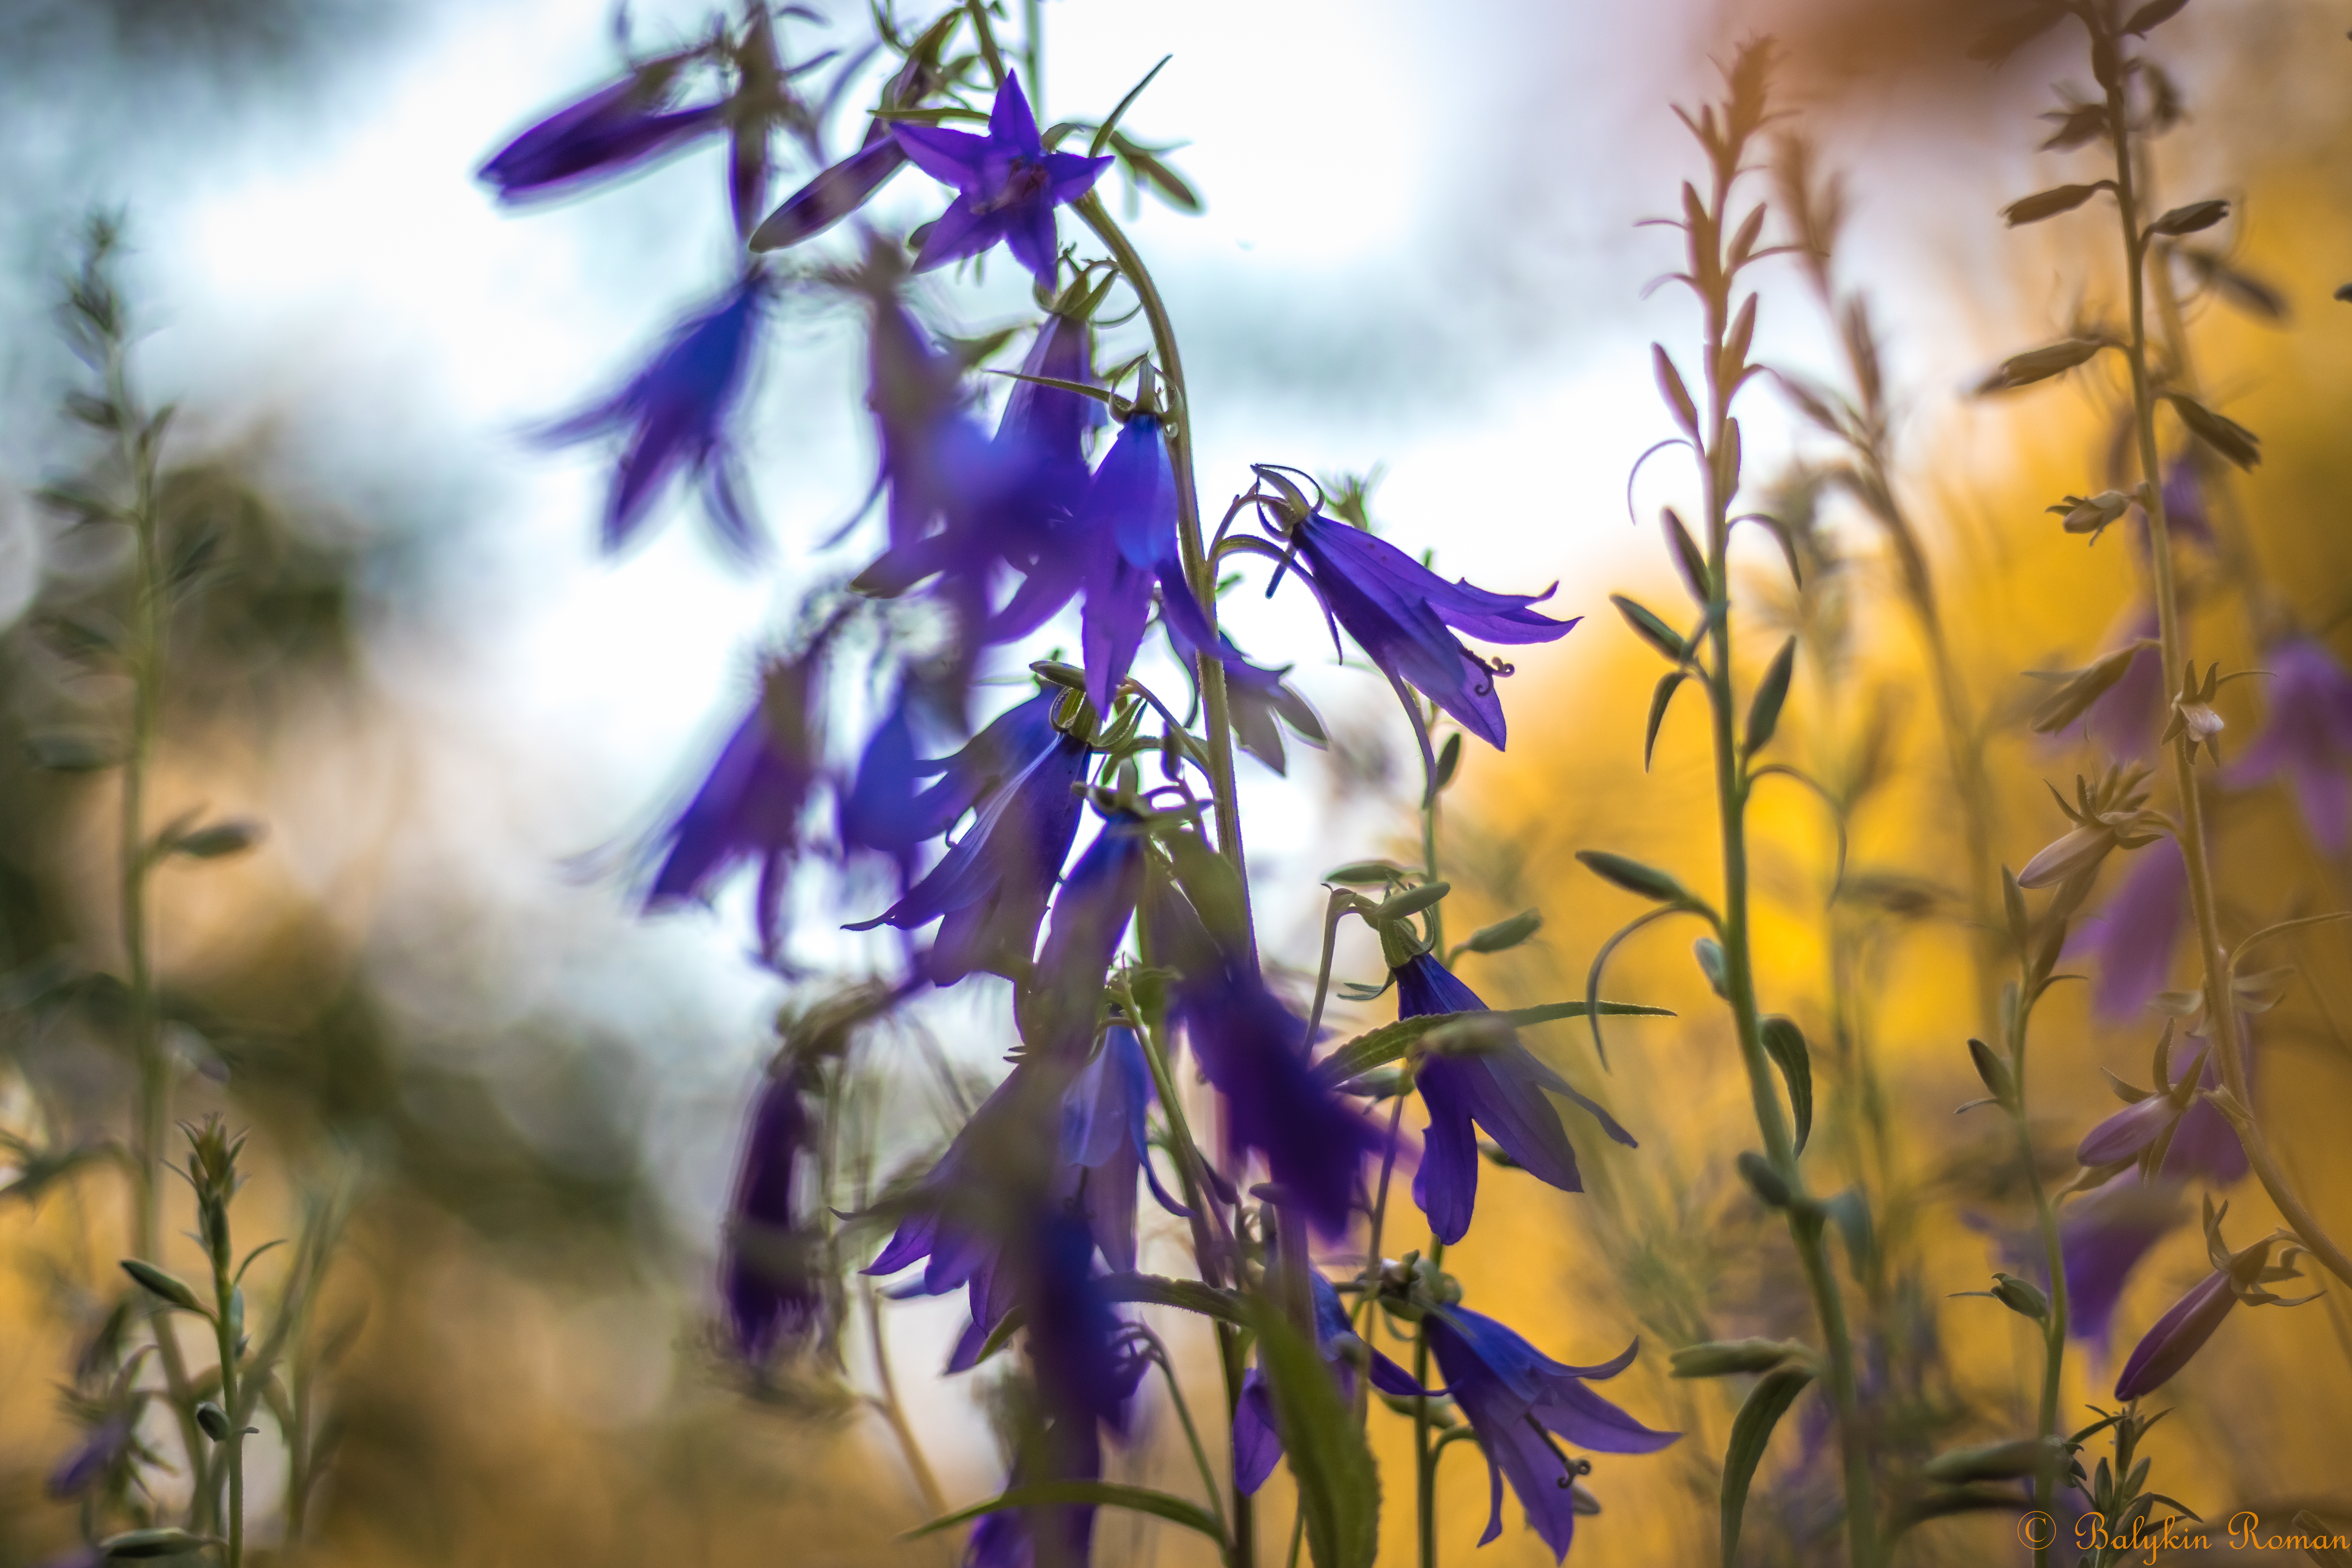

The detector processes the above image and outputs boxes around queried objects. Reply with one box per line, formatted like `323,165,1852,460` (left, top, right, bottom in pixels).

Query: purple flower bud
2113,1266,2237,1399
478,65,726,204
749,135,909,252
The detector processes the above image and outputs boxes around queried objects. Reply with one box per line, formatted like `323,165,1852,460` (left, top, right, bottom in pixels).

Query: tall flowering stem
1649,50,1879,1566
2084,8,2352,1289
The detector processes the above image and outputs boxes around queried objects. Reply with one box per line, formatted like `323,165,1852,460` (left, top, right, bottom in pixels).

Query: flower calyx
2159,658,2227,765
2016,763,2167,889
2203,1196,2319,1310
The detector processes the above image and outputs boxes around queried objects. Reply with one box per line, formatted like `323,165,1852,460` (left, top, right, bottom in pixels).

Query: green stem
1072,193,1254,952
2099,38,2352,1290
1412,1296,1436,1568
1692,158,1877,1568
207,1204,244,1568
2007,991,2069,1566
1145,1338,1229,1540
864,1274,948,1521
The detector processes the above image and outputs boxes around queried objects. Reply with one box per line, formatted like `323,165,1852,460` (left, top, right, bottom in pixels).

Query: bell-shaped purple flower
2225,637,2352,852
1149,880,1379,1236
721,1061,824,1360
647,657,820,960
847,697,1088,984
1061,1026,1192,1274
2057,1175,2187,1354
1396,953,1636,1245
1233,1270,1427,1493
478,63,727,204
1281,509,1578,750
2161,1025,2251,1186
2075,836,2187,1021
1424,1306,1678,1563
893,74,1114,291
542,274,767,556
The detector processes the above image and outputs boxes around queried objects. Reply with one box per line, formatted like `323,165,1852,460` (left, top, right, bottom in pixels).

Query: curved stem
1073,193,1254,955
2100,44,2352,1289
1142,1336,1229,1539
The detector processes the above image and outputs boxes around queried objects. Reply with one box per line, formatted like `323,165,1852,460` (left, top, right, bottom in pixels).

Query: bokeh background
2,0,2349,1563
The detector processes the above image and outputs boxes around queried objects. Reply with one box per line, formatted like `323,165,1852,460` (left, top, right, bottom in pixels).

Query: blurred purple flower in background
1281,508,1577,750
477,61,727,204
895,74,1113,290
1394,952,1635,1245
2076,607,2163,761
2058,1175,2186,1355
44,1414,131,1500
1060,1027,1190,1275
646,656,821,960
750,133,909,251
541,274,768,557
2225,637,2352,852
1424,1308,1677,1563
720,1061,823,1361
2076,837,2186,1021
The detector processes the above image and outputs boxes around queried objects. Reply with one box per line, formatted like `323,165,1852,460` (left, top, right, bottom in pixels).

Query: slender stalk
1689,130,1878,1566
863,1274,948,1520
209,1212,245,1568
1410,1241,1440,1568
2004,987,2070,1566
1144,1338,1229,1539
2098,35,2352,1289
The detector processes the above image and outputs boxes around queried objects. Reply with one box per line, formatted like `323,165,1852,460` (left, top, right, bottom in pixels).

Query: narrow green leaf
906,1481,1226,1548
2000,182,2107,225
120,1259,201,1312
1722,1365,1815,1566
1610,593,1687,662
1662,507,1710,604
1759,1016,1813,1152
1670,1338,1805,1378
100,1528,219,1559
1459,909,1542,956
1653,345,1699,437
1312,1000,1673,1086
1251,1298,1380,1568
1089,53,1175,158
1324,859,1409,886
1644,671,1688,772
1693,937,1728,998
1431,731,1463,792
1743,637,1797,757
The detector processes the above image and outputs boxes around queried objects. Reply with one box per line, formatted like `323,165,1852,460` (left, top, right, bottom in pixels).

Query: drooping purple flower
1424,1306,1678,1563
542,274,768,556
2113,1201,2312,1399
1021,810,1150,1054
646,657,820,960
721,1061,823,1360
1233,1270,1427,1493
2076,836,2187,1021
2057,1175,2187,1354
846,696,1088,984
1278,508,1578,750
477,62,727,204
2161,1023,2251,1187
1149,879,1380,1237
1393,953,1635,1245
45,1413,131,1499
2225,636,2352,852
841,690,1062,869
893,74,1113,290
1061,1026,1192,1275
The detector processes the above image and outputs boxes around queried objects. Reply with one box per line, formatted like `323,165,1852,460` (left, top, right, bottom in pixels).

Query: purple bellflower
2073,607,2163,761
543,274,768,557
2225,636,2352,852
2075,836,2187,1022
847,695,1089,984
2161,1025,2250,1186
2059,1175,2187,1354
1424,1307,1679,1563
1276,507,1577,751
1149,878,1380,1236
720,1060,823,1360
1233,1270,1427,1493
1061,1026,1192,1274
893,74,1113,291
841,690,1062,869
1396,952,1636,1245
646,656,820,961
477,62,726,204
45,1414,131,1500
2073,1021,2250,1188
2114,1198,2314,1399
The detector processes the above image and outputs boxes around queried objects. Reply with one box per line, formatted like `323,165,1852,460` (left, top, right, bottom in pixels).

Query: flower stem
1411,1241,1440,1568
2005,986,2069,1567
2098,29,2352,1289
1073,193,1255,955
1689,136,1878,1568
1143,1333,1229,1540
862,1274,948,1521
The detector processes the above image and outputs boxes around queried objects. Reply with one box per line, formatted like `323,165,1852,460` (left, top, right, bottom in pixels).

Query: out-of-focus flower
1425,1306,1678,1563
751,132,909,252
847,696,1089,984
1149,879,1379,1236
2076,608,2163,761
477,61,726,204
45,1413,130,1499
2077,836,2186,1021
1060,1026,1191,1274
646,656,821,960
2113,1197,2314,1399
721,1060,823,1360
1234,1270,1425,1493
894,74,1113,290
2074,1018,2249,1187
2161,1023,2251,1187
2057,1175,2187,1354
1075,412,1178,718
1392,952,1634,1245
1270,502,1577,750
541,274,768,556
2225,636,2352,852
1021,807,1149,1051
